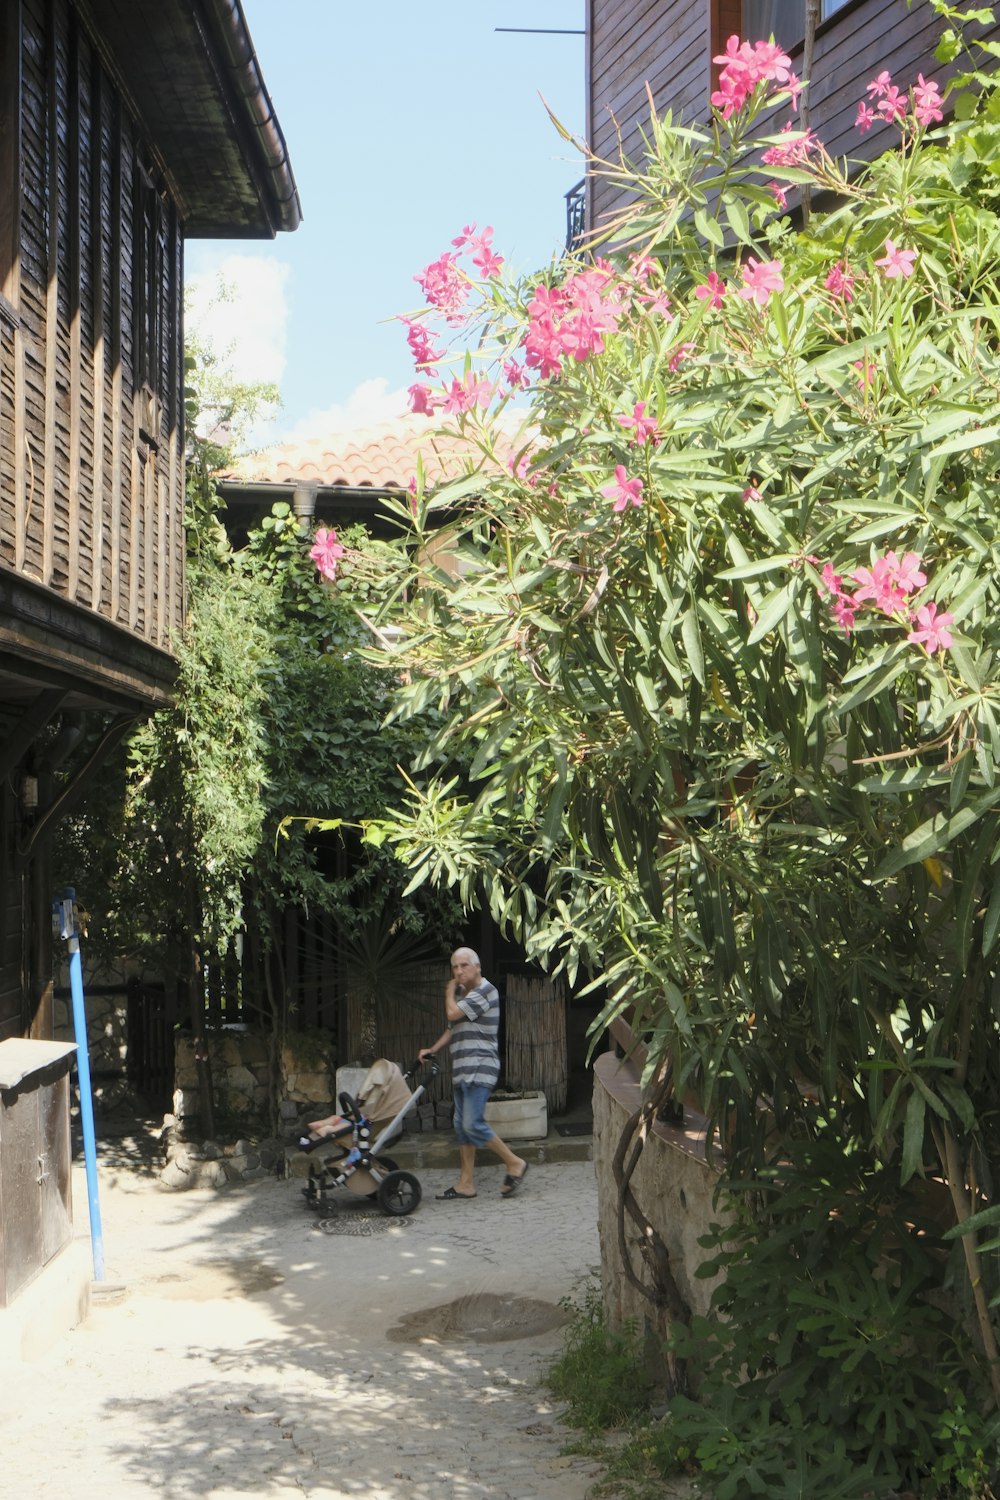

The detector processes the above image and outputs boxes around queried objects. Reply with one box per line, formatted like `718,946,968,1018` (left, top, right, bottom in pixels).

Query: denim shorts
452,1082,495,1147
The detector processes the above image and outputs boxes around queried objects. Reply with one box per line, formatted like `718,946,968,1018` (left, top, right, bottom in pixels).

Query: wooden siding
587,0,1000,232
0,0,186,667
588,0,708,236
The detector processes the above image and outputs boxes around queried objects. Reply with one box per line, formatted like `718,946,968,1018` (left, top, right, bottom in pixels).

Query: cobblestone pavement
0,1157,610,1500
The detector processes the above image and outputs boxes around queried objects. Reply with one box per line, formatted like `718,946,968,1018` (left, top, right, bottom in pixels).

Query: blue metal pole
59,888,105,1282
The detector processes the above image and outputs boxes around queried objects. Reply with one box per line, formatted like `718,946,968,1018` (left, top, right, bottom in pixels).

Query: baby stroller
298,1057,436,1217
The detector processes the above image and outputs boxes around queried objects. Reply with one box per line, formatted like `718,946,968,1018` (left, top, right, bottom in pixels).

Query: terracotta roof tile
219,415,525,490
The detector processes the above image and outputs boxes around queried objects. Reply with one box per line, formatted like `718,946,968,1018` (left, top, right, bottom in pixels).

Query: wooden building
0,0,300,1043
584,0,1000,235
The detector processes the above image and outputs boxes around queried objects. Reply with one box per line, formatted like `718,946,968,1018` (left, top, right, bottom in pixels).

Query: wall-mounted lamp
21,774,38,811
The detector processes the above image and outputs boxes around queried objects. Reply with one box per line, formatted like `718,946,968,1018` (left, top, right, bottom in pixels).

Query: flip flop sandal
501,1164,529,1197
436,1186,477,1200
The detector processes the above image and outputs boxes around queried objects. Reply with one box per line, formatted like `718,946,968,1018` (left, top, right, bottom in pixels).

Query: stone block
484,1091,548,1140
172,1088,200,1119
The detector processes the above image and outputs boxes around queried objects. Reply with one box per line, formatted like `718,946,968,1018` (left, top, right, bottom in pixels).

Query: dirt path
1,1158,606,1500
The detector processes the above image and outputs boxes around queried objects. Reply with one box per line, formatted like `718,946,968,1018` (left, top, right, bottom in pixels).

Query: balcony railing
565,178,586,254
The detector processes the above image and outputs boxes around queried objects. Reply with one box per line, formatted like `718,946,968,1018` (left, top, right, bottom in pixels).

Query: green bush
666,1139,1000,1498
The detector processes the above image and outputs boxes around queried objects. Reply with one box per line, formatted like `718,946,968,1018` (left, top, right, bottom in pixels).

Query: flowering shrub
332,0,1000,1461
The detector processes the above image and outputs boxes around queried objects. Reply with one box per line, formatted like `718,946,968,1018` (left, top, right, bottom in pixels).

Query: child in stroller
297,1057,434,1216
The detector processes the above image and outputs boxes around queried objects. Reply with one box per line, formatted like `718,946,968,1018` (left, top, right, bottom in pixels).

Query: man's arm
418,1027,453,1062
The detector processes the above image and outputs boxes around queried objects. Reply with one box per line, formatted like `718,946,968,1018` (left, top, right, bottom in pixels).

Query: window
744,0,850,50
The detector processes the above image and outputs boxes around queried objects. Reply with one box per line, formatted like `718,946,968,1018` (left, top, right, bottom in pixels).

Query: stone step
284,1131,592,1177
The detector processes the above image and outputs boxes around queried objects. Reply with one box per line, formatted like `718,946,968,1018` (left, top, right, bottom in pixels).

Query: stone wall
173,1028,336,1130
592,1051,731,1380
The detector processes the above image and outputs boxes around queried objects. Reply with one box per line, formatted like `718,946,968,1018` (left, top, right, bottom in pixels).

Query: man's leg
484,1131,527,1188
456,1143,477,1196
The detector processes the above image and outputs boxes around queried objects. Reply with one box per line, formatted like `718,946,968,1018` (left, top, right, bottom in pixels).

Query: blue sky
186,2,585,445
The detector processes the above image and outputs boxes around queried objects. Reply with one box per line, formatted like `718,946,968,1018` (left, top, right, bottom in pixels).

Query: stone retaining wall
592,1051,731,1382
172,1028,335,1129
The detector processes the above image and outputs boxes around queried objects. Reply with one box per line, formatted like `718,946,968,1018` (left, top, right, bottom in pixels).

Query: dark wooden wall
1,0,186,655
0,780,25,1042
587,0,1000,234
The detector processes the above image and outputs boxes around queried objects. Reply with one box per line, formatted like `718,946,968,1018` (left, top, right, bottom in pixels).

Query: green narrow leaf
901,1088,925,1184
681,606,706,686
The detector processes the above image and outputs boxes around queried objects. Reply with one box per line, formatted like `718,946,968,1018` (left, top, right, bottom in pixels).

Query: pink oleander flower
770,181,788,211
310,527,345,582
508,452,537,486
742,485,762,502
820,562,857,635
878,84,908,122
856,101,876,132
442,372,493,415
884,549,928,593
617,400,661,445
629,252,658,282
502,358,530,391
414,251,468,323
470,226,504,278
695,271,727,309
761,121,819,165
401,317,444,373
601,464,644,512
913,74,944,126
669,341,697,372
641,290,674,317
875,239,917,279
739,256,784,306
406,476,418,516
852,549,926,616
523,269,622,379
867,71,893,99
825,260,856,301
907,600,954,654
451,223,477,248
831,595,857,634
711,35,792,119
408,382,443,415
854,356,876,390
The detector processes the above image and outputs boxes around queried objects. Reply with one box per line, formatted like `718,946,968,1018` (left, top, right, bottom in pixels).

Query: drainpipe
292,484,317,530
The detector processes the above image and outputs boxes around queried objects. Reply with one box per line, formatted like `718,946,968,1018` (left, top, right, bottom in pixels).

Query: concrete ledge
0,1240,91,1362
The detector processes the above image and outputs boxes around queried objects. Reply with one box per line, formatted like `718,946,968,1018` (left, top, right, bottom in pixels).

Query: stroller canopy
357,1059,413,1124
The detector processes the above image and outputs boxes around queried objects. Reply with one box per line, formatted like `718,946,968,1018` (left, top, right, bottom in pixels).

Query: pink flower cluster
820,549,954,653
825,260,856,302
401,317,444,373
413,251,467,324
524,267,623,381
310,527,345,582
711,36,795,120
761,122,819,166
856,72,943,133
451,222,505,278
413,224,507,329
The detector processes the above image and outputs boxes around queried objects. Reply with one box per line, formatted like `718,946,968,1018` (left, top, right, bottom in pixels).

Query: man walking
419,947,529,1200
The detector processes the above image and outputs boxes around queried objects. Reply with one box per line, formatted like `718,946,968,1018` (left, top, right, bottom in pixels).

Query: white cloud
186,255,291,387
276,378,410,443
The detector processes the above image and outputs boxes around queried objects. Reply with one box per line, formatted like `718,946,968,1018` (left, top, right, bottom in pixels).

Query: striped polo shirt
451,978,501,1088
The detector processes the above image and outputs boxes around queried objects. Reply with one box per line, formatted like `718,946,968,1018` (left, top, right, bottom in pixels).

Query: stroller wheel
377,1170,422,1217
